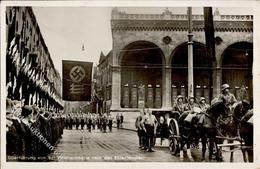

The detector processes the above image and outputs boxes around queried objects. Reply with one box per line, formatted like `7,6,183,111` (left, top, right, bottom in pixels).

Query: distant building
108,7,253,113
94,51,112,114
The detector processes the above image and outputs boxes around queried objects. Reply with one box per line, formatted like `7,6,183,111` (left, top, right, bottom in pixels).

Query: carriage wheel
169,119,180,155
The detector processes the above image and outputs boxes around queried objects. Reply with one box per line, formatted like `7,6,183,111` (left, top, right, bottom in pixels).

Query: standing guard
141,108,157,152
135,110,145,149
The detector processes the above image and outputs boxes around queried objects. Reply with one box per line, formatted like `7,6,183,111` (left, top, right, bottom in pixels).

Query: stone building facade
6,7,62,111
107,8,253,115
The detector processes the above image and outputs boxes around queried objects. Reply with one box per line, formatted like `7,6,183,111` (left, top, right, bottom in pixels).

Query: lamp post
187,7,194,97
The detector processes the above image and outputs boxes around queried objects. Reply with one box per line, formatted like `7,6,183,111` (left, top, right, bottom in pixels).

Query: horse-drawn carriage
152,100,253,162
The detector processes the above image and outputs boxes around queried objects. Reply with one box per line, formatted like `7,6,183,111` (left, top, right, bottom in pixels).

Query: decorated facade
6,7,63,112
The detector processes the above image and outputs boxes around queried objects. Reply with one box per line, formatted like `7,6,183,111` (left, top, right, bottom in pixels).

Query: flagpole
187,7,194,97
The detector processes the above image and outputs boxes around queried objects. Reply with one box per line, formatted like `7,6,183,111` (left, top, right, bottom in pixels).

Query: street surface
48,128,244,162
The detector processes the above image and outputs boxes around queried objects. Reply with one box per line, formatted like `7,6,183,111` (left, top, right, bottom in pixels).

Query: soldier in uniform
141,108,157,152
80,113,85,130
92,114,97,130
120,113,124,127
172,95,186,114
199,97,209,112
135,109,145,149
87,114,92,132
75,113,79,130
102,114,108,133
108,114,113,132
185,96,199,111
116,113,121,129
217,83,238,134
218,84,237,111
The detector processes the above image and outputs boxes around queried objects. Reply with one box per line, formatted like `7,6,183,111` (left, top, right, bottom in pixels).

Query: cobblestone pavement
48,128,244,162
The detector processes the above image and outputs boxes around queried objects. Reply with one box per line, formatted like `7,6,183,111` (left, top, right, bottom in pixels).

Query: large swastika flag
62,60,93,101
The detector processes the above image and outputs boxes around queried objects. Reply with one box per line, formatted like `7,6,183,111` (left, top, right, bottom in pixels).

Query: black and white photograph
1,1,259,168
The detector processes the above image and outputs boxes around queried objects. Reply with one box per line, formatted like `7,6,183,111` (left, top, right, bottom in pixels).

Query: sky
32,7,253,75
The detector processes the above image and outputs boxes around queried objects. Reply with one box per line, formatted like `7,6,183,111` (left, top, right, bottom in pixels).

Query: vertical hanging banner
62,60,93,101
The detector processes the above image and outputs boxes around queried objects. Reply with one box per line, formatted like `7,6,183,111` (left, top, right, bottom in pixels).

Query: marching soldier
141,108,157,152
102,114,108,133
108,114,113,132
80,114,85,130
75,113,79,130
92,114,97,130
116,113,121,129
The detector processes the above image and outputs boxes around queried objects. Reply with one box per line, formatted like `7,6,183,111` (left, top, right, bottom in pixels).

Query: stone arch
170,41,213,103
219,40,253,66
221,41,253,101
118,40,166,66
119,40,165,108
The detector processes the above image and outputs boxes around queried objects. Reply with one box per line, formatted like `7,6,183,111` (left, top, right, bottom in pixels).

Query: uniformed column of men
6,98,65,161
135,83,247,153
64,112,121,133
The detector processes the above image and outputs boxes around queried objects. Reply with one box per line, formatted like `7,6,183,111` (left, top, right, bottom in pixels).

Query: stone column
162,66,172,109
110,65,121,110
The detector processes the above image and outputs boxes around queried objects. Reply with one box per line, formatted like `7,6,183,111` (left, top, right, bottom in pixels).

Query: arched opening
171,42,212,103
120,41,165,108
222,42,253,102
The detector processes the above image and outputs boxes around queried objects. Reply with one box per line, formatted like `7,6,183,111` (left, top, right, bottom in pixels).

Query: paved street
48,128,244,162
49,128,180,162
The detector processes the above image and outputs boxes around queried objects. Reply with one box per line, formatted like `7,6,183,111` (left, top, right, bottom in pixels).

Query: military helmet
176,95,183,101
221,84,230,91
188,96,195,101
200,97,206,102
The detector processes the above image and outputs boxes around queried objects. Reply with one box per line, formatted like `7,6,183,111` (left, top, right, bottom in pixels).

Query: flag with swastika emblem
62,60,93,101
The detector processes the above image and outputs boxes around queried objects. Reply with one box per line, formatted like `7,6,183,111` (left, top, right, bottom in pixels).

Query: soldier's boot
187,149,194,162
179,150,184,160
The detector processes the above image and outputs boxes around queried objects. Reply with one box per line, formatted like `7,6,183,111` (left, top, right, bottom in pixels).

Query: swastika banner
62,60,93,101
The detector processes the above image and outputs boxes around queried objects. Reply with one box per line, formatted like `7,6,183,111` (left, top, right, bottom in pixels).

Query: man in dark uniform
80,113,85,130
87,114,92,132
102,114,108,133
135,109,145,149
116,113,120,129
75,113,79,130
108,114,113,132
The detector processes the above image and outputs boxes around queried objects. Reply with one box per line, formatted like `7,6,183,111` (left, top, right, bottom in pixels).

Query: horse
217,100,252,162
240,109,253,162
176,99,228,161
